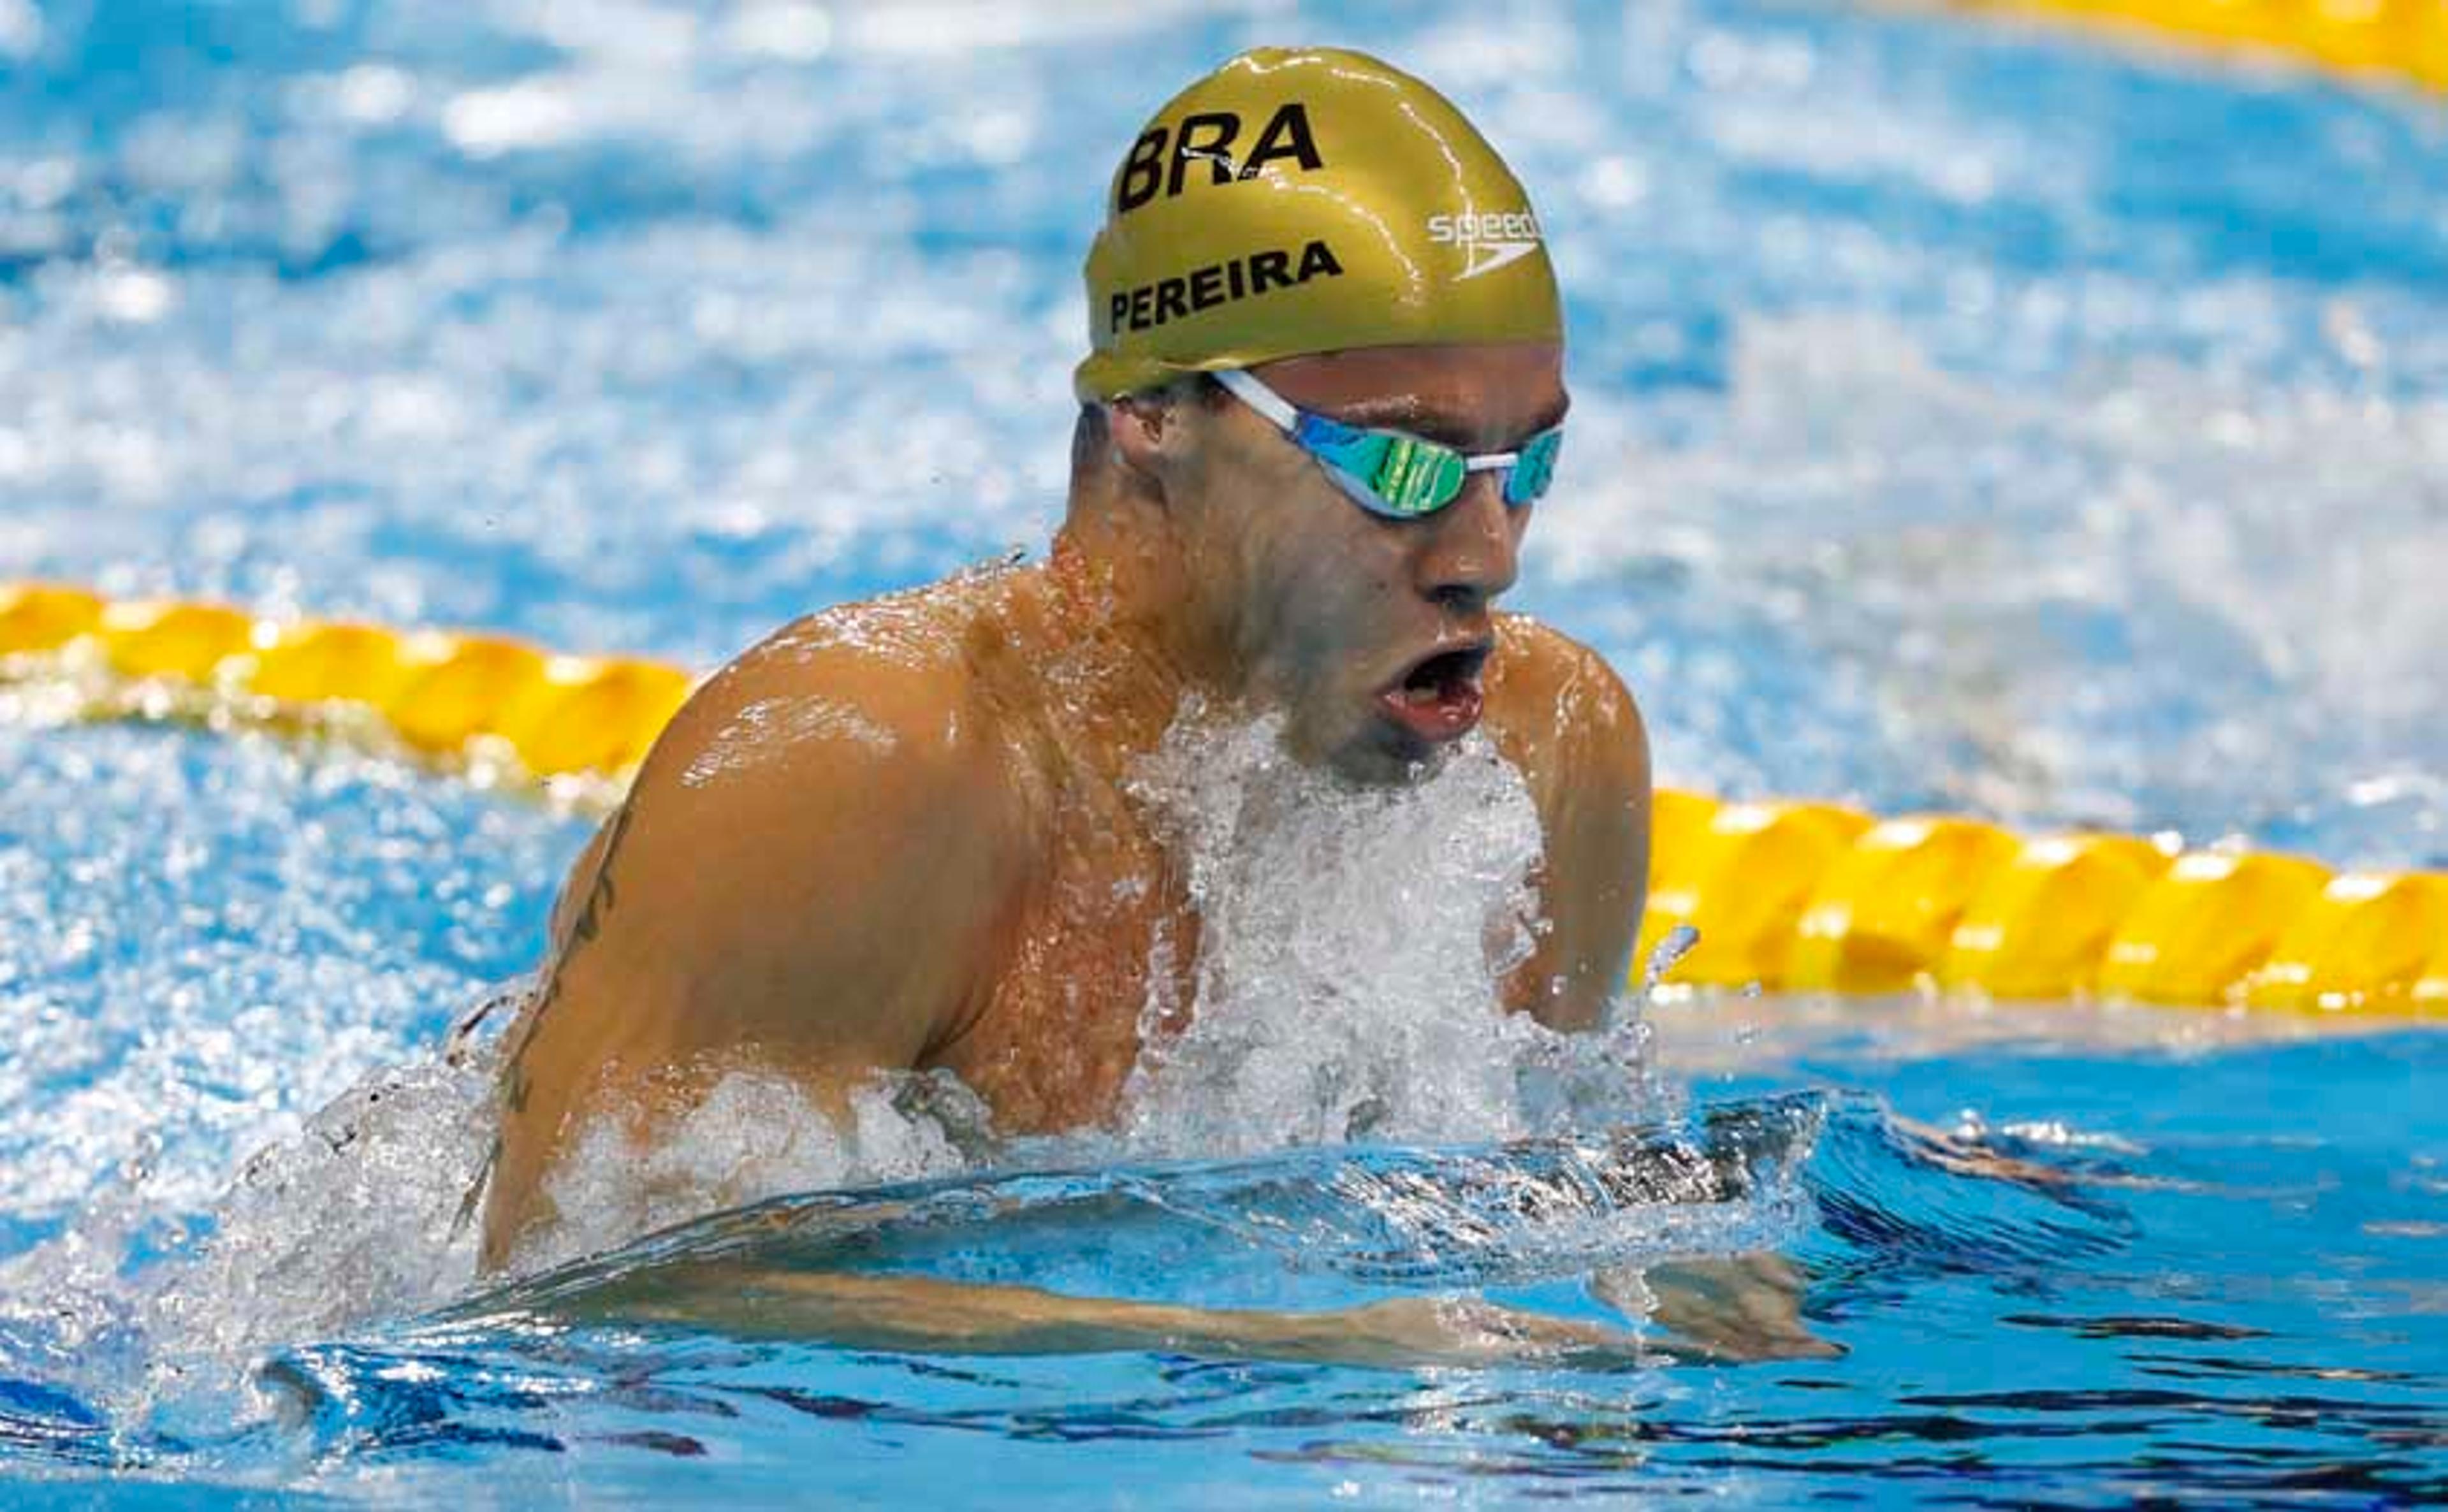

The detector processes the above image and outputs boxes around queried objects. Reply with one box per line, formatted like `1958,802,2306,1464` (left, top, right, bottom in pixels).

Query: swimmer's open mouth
1399,644,1492,698
1378,641,1493,745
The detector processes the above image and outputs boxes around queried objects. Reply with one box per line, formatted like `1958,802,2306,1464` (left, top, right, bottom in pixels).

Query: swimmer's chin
1225,695,1459,788
1313,719,1464,788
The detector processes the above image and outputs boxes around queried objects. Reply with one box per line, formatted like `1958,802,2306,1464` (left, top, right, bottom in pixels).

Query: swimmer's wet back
1075,47,1565,400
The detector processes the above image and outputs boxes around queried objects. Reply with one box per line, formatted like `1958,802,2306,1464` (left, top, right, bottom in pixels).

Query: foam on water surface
523,1069,987,1276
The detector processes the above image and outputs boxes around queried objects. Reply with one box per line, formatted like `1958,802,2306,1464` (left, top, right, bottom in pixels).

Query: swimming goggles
1212,368,1563,520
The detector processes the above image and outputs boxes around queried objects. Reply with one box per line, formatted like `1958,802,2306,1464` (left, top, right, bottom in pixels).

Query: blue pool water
4,0,2446,1502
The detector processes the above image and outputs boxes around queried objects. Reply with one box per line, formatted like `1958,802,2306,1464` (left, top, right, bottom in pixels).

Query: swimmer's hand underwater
523,1260,1838,1370
476,48,1653,1280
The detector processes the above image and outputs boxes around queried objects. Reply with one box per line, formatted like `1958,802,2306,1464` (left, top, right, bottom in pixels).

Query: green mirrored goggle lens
1292,421,1557,521
1305,424,1562,517
1267,381,1562,520
1367,433,1471,516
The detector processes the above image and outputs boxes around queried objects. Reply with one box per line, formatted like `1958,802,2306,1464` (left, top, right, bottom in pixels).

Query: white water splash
4,1016,1002,1425
1114,706,1657,1156
145,1036,506,1358
0,1026,507,1428
519,1067,989,1276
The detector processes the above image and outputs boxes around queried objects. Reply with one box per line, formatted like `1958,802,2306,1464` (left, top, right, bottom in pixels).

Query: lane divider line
1949,0,2448,94
7,582,2442,1014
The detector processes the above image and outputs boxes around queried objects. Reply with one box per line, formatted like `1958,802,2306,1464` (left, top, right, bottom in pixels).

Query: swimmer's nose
1417,472,1521,613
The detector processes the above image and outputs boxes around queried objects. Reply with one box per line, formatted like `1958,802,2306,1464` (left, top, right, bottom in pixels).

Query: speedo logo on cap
1426,208,1543,280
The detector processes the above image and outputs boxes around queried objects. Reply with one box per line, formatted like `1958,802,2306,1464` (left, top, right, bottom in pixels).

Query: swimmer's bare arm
1489,620,1652,1031
480,623,1024,1268
539,1261,1713,1369
528,1257,1834,1365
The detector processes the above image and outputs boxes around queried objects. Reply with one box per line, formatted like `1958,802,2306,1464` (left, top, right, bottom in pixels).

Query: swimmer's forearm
562,1263,1672,1369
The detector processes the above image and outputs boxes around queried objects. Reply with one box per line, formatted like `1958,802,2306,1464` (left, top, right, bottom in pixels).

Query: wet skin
479,342,1654,1272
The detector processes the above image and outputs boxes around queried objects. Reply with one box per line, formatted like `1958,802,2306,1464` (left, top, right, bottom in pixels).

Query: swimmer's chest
922,802,1195,1135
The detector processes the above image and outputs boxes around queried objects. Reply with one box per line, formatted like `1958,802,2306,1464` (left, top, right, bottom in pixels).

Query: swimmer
473,48,1728,1359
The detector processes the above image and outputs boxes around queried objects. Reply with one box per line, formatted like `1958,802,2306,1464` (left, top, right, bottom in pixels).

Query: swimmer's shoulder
562,576,1040,1045
621,575,1040,866
487,578,1042,1228
655,577,1028,785
1485,613,1649,800
1485,620,1652,1028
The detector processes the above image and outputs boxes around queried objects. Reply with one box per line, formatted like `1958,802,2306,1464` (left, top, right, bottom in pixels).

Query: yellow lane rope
6,581,2443,1015
1949,0,2448,92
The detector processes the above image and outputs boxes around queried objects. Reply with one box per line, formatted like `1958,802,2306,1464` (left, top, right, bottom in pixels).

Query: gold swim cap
1074,47,1563,402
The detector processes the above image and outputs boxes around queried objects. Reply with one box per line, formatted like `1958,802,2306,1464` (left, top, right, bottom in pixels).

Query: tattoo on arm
501,801,636,1114
455,803,641,1240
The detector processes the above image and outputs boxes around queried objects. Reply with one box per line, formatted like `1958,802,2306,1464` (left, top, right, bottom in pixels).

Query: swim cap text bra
1074,47,1564,402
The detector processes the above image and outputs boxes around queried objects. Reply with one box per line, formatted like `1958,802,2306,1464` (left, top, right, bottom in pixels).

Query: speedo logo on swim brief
1426,208,1544,280
1107,239,1345,335
1114,103,1325,214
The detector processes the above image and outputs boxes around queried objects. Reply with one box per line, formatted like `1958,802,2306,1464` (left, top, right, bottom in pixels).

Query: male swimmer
465,48,1792,1362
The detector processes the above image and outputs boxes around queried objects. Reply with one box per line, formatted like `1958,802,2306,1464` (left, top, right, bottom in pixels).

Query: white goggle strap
1211,367,1301,432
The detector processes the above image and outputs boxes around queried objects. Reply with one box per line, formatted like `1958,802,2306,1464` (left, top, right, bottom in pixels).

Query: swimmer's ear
1104,392,1174,484
1108,377,1225,497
